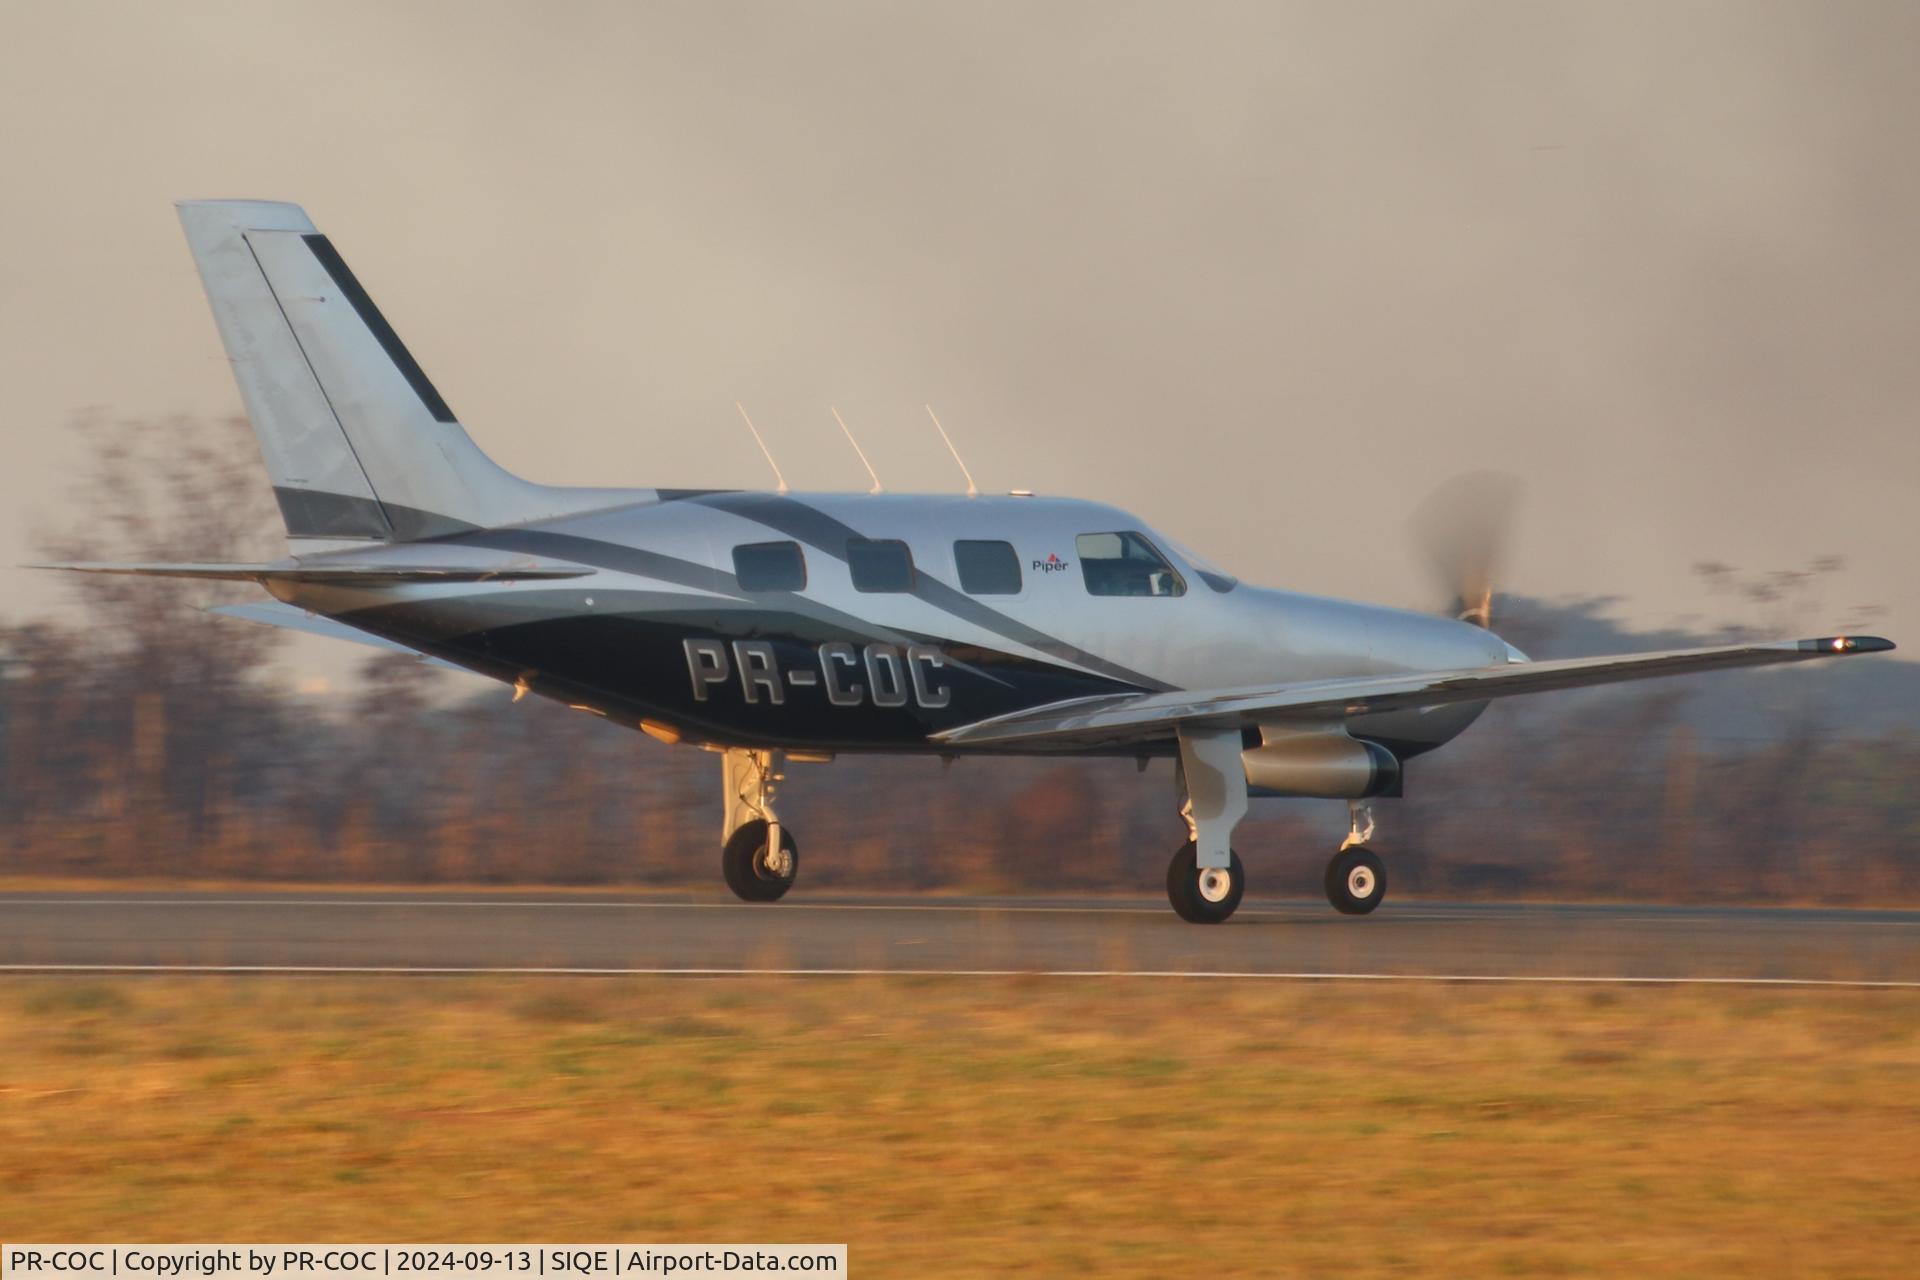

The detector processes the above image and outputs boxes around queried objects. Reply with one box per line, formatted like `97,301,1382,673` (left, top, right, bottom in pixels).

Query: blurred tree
0,424,1908,904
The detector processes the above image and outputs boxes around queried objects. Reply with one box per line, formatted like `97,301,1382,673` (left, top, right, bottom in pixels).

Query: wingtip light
1804,635,1896,655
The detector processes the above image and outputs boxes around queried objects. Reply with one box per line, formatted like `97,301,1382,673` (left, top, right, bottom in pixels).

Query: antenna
925,405,978,497
734,402,789,494
830,405,884,494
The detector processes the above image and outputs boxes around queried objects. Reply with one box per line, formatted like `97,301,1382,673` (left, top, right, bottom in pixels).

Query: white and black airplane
45,201,1896,922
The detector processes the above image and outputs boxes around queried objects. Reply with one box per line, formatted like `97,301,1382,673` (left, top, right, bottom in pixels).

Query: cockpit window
1162,535,1239,593
1075,531,1187,598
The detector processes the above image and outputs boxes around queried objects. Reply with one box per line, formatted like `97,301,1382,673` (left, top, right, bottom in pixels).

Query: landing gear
1168,727,1252,923
1166,841,1245,923
1325,800,1386,915
1325,846,1385,915
721,748,799,903
723,819,799,902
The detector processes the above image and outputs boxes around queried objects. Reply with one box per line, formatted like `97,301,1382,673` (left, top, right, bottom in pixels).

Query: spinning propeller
1409,471,1521,630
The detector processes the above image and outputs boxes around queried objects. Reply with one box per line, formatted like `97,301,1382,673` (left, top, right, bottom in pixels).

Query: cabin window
846,538,916,593
953,539,1022,595
1075,531,1187,598
732,541,807,592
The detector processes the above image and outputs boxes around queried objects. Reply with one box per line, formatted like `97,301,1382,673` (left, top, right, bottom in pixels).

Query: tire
1165,840,1245,924
722,820,799,902
1325,846,1386,915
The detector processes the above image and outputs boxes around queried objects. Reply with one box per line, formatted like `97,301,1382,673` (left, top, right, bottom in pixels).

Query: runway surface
0,891,1917,984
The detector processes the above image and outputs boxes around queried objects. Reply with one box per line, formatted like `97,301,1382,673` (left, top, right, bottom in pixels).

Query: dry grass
0,978,1915,1277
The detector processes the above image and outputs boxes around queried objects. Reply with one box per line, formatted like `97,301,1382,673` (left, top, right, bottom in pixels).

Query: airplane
43,201,1896,922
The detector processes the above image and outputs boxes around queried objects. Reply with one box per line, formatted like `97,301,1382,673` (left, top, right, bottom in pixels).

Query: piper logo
1033,552,1072,573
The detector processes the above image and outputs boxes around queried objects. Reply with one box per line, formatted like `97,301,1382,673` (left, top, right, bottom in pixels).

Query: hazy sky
2,0,1915,681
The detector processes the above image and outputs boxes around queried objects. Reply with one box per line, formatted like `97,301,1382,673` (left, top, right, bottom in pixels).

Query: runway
0,891,1917,985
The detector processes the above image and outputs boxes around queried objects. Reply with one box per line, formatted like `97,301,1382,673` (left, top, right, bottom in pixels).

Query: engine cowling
1241,730,1400,799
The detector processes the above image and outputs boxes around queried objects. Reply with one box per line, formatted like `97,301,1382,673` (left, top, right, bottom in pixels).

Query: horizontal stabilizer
933,635,1898,750
33,561,592,585
207,602,466,671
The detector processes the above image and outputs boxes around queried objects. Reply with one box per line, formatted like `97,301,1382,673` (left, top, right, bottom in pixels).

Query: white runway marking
1,897,1913,926
0,897,1175,913
0,963,1915,988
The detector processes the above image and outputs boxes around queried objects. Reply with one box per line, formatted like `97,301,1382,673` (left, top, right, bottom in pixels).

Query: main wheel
1166,841,1246,924
1325,846,1386,915
722,819,799,902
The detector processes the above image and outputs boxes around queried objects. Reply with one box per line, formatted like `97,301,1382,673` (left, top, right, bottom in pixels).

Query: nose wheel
1166,841,1246,923
1325,845,1386,915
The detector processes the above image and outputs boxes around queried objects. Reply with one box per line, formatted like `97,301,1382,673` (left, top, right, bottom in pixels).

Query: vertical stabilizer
177,200,633,546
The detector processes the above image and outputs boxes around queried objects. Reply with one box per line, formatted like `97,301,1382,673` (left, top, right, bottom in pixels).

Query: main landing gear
1166,841,1246,924
1166,728,1250,924
1164,730,1392,923
721,748,799,902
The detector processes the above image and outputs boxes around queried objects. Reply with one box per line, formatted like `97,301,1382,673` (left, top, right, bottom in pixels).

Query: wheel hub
760,844,794,880
1347,865,1376,899
1197,866,1235,903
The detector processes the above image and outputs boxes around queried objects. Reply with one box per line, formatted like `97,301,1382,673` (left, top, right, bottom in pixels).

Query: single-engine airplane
44,201,1897,921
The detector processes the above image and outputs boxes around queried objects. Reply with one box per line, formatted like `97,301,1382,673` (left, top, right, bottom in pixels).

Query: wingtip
1798,635,1896,655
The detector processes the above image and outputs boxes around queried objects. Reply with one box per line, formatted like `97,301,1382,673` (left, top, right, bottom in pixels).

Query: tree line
1,418,1913,903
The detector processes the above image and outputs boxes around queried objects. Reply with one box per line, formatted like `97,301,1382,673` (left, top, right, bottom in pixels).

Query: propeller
1408,471,1520,630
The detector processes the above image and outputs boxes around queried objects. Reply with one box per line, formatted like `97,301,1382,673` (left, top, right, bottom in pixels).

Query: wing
206,602,467,671
932,635,1896,750
32,561,591,584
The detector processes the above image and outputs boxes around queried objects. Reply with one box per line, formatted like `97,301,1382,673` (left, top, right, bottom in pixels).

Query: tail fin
177,200,628,546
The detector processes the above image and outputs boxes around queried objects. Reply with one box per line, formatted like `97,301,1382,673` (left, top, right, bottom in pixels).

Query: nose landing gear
1324,800,1386,915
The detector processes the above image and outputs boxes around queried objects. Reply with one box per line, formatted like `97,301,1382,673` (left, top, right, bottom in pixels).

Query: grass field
0,978,1915,1277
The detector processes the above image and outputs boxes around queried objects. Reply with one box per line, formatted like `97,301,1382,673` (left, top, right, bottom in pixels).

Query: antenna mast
734,402,789,494
830,405,884,494
925,405,978,497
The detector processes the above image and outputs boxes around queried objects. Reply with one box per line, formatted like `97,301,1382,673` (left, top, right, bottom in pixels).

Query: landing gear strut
1166,728,1251,923
1324,800,1386,915
721,748,799,902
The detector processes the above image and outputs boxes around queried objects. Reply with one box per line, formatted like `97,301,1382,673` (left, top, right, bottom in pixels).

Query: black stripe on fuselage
328,591,1144,753
283,488,1173,706
380,525,1006,686
447,528,745,598
442,516,1158,693
686,492,1174,693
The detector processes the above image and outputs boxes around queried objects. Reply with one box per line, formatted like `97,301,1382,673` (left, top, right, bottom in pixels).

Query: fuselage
272,490,1511,758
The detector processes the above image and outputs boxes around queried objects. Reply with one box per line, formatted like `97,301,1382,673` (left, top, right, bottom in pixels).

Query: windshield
1161,534,1239,593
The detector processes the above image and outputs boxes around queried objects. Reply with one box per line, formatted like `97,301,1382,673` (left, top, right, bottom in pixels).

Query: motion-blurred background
1,1,1914,900
6,414,1913,901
